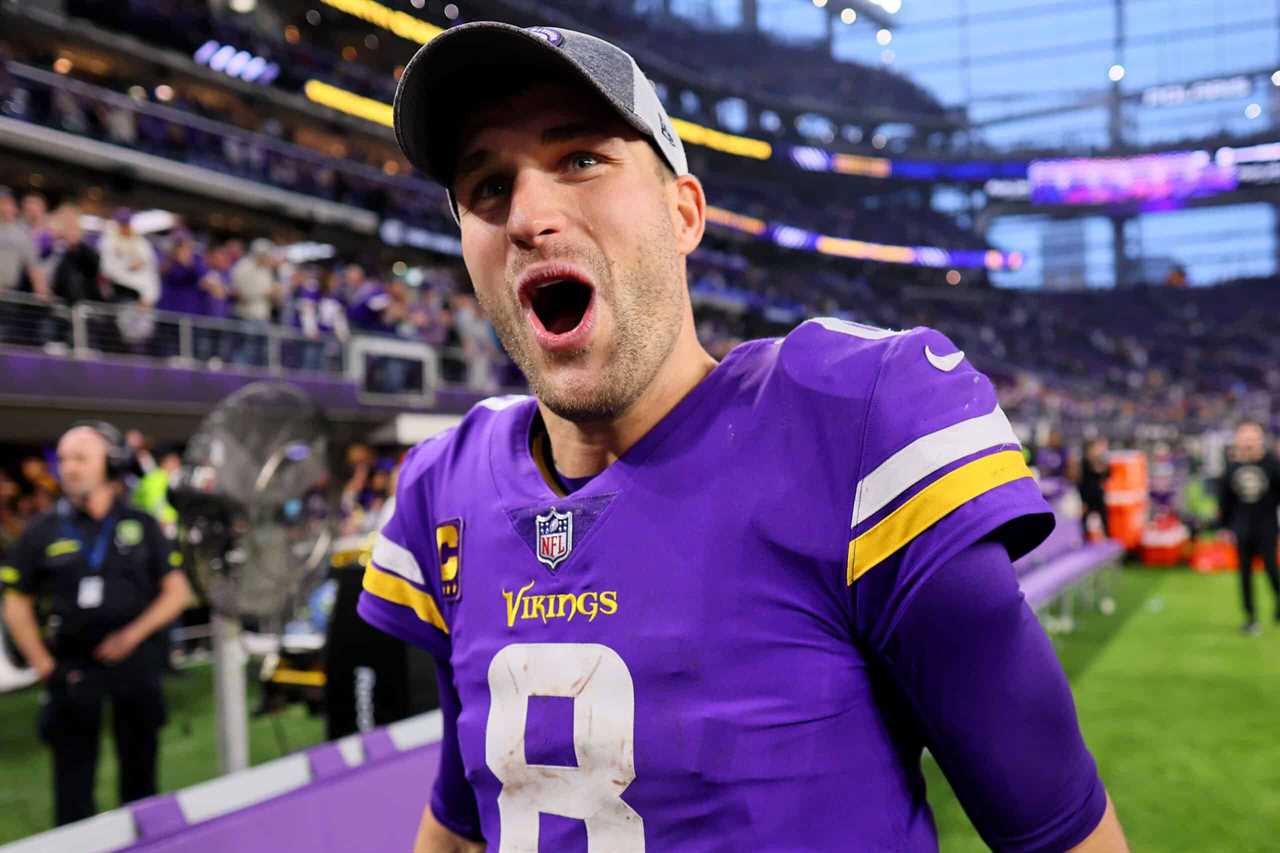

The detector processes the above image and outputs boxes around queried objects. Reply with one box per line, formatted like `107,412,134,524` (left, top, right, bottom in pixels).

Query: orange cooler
1105,450,1148,550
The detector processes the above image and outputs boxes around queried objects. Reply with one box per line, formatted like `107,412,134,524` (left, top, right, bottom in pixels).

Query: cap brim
394,22,646,188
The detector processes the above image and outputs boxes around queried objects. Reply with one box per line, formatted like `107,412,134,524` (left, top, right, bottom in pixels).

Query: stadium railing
0,711,444,853
0,291,450,405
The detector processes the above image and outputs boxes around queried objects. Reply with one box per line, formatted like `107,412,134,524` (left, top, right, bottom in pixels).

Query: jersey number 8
486,642,645,851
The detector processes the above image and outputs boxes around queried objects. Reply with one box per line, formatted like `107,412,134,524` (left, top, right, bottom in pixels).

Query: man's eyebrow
454,148,492,185
454,121,614,185
540,120,610,144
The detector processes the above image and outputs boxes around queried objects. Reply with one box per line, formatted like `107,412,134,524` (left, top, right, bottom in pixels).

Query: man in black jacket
1,423,192,825
1218,420,1280,635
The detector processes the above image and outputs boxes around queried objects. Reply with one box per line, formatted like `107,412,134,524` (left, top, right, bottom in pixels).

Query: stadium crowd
5,171,1280,438
0,187,506,389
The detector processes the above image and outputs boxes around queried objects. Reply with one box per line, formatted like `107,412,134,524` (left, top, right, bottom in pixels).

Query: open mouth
529,279,594,336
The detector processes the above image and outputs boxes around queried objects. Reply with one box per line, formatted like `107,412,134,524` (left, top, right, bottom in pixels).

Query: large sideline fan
172,382,333,620
169,382,334,771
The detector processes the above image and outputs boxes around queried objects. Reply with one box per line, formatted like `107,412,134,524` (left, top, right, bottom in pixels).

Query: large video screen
1028,150,1236,206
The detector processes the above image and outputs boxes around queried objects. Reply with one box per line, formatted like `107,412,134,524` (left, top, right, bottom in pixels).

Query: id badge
77,576,104,609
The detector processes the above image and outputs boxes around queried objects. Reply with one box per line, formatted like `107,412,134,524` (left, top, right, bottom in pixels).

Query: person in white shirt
98,210,158,306
227,238,281,366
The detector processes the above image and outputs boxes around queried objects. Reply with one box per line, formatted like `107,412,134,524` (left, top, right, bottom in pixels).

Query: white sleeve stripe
851,404,1020,528
371,533,425,585
807,316,902,340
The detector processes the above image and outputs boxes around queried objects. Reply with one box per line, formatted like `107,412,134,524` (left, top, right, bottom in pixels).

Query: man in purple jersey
358,22,1129,853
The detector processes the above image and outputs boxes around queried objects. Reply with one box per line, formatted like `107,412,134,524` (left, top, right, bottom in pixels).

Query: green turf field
0,567,1276,849
0,665,326,844
926,567,1280,852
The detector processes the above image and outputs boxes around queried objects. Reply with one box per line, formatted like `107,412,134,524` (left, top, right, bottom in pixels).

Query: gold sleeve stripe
362,565,450,635
847,449,1033,585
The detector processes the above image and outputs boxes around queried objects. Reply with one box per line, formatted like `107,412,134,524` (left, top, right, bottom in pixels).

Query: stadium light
320,0,444,45
946,270,962,285
1246,103,1262,120
304,79,394,127
1273,70,1280,87
444,3,459,19
53,57,72,74
229,0,256,12
154,84,174,102
877,28,892,45
1108,64,1126,82
813,0,828,7
840,8,857,24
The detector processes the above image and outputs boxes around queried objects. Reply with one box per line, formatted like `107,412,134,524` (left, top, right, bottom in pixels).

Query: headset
69,420,132,480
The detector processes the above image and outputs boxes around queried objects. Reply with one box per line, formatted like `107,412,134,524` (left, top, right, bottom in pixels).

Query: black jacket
1218,454,1280,533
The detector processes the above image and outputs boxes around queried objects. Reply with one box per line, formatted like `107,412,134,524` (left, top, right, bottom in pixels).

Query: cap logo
658,113,675,145
526,26,564,47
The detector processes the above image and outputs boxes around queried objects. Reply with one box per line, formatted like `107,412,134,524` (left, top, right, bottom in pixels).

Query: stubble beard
481,224,686,425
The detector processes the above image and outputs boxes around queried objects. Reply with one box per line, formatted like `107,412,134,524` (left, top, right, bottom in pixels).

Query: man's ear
671,173,706,257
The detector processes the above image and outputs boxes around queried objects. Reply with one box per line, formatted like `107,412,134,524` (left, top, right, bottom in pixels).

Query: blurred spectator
99,209,159,305
452,293,499,392
228,238,281,366
21,192,54,263
295,267,349,372
48,204,103,306
229,239,280,322
157,231,208,316
0,186,49,298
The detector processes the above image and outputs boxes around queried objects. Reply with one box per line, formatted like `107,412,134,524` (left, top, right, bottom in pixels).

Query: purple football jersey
358,318,1052,851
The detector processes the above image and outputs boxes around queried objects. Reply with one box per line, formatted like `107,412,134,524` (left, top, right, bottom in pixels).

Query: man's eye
473,176,510,201
568,152,600,170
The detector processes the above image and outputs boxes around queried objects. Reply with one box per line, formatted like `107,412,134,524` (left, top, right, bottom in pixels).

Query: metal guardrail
0,291,488,404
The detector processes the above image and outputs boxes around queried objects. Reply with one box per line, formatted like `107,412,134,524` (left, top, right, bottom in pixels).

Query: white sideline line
0,811,135,853
388,709,444,751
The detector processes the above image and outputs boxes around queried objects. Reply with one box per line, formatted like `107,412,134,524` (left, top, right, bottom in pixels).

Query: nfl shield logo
535,508,573,571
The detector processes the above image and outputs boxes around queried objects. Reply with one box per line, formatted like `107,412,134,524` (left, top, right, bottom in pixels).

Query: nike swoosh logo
925,345,965,372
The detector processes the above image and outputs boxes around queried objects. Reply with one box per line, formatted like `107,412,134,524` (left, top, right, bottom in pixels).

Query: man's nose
505,171,565,251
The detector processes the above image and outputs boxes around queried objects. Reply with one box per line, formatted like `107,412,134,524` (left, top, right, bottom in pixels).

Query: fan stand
212,613,250,773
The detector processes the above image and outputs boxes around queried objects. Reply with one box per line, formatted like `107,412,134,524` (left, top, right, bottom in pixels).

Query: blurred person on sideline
1076,437,1110,540
1,423,192,826
1218,420,1280,635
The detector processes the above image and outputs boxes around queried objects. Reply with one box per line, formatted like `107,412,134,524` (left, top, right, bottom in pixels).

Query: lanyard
60,511,118,573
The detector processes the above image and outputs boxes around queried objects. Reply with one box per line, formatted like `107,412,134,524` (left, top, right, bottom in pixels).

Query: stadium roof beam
968,65,1280,130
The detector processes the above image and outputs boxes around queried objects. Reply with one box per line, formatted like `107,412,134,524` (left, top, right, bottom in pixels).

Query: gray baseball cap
393,22,688,212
